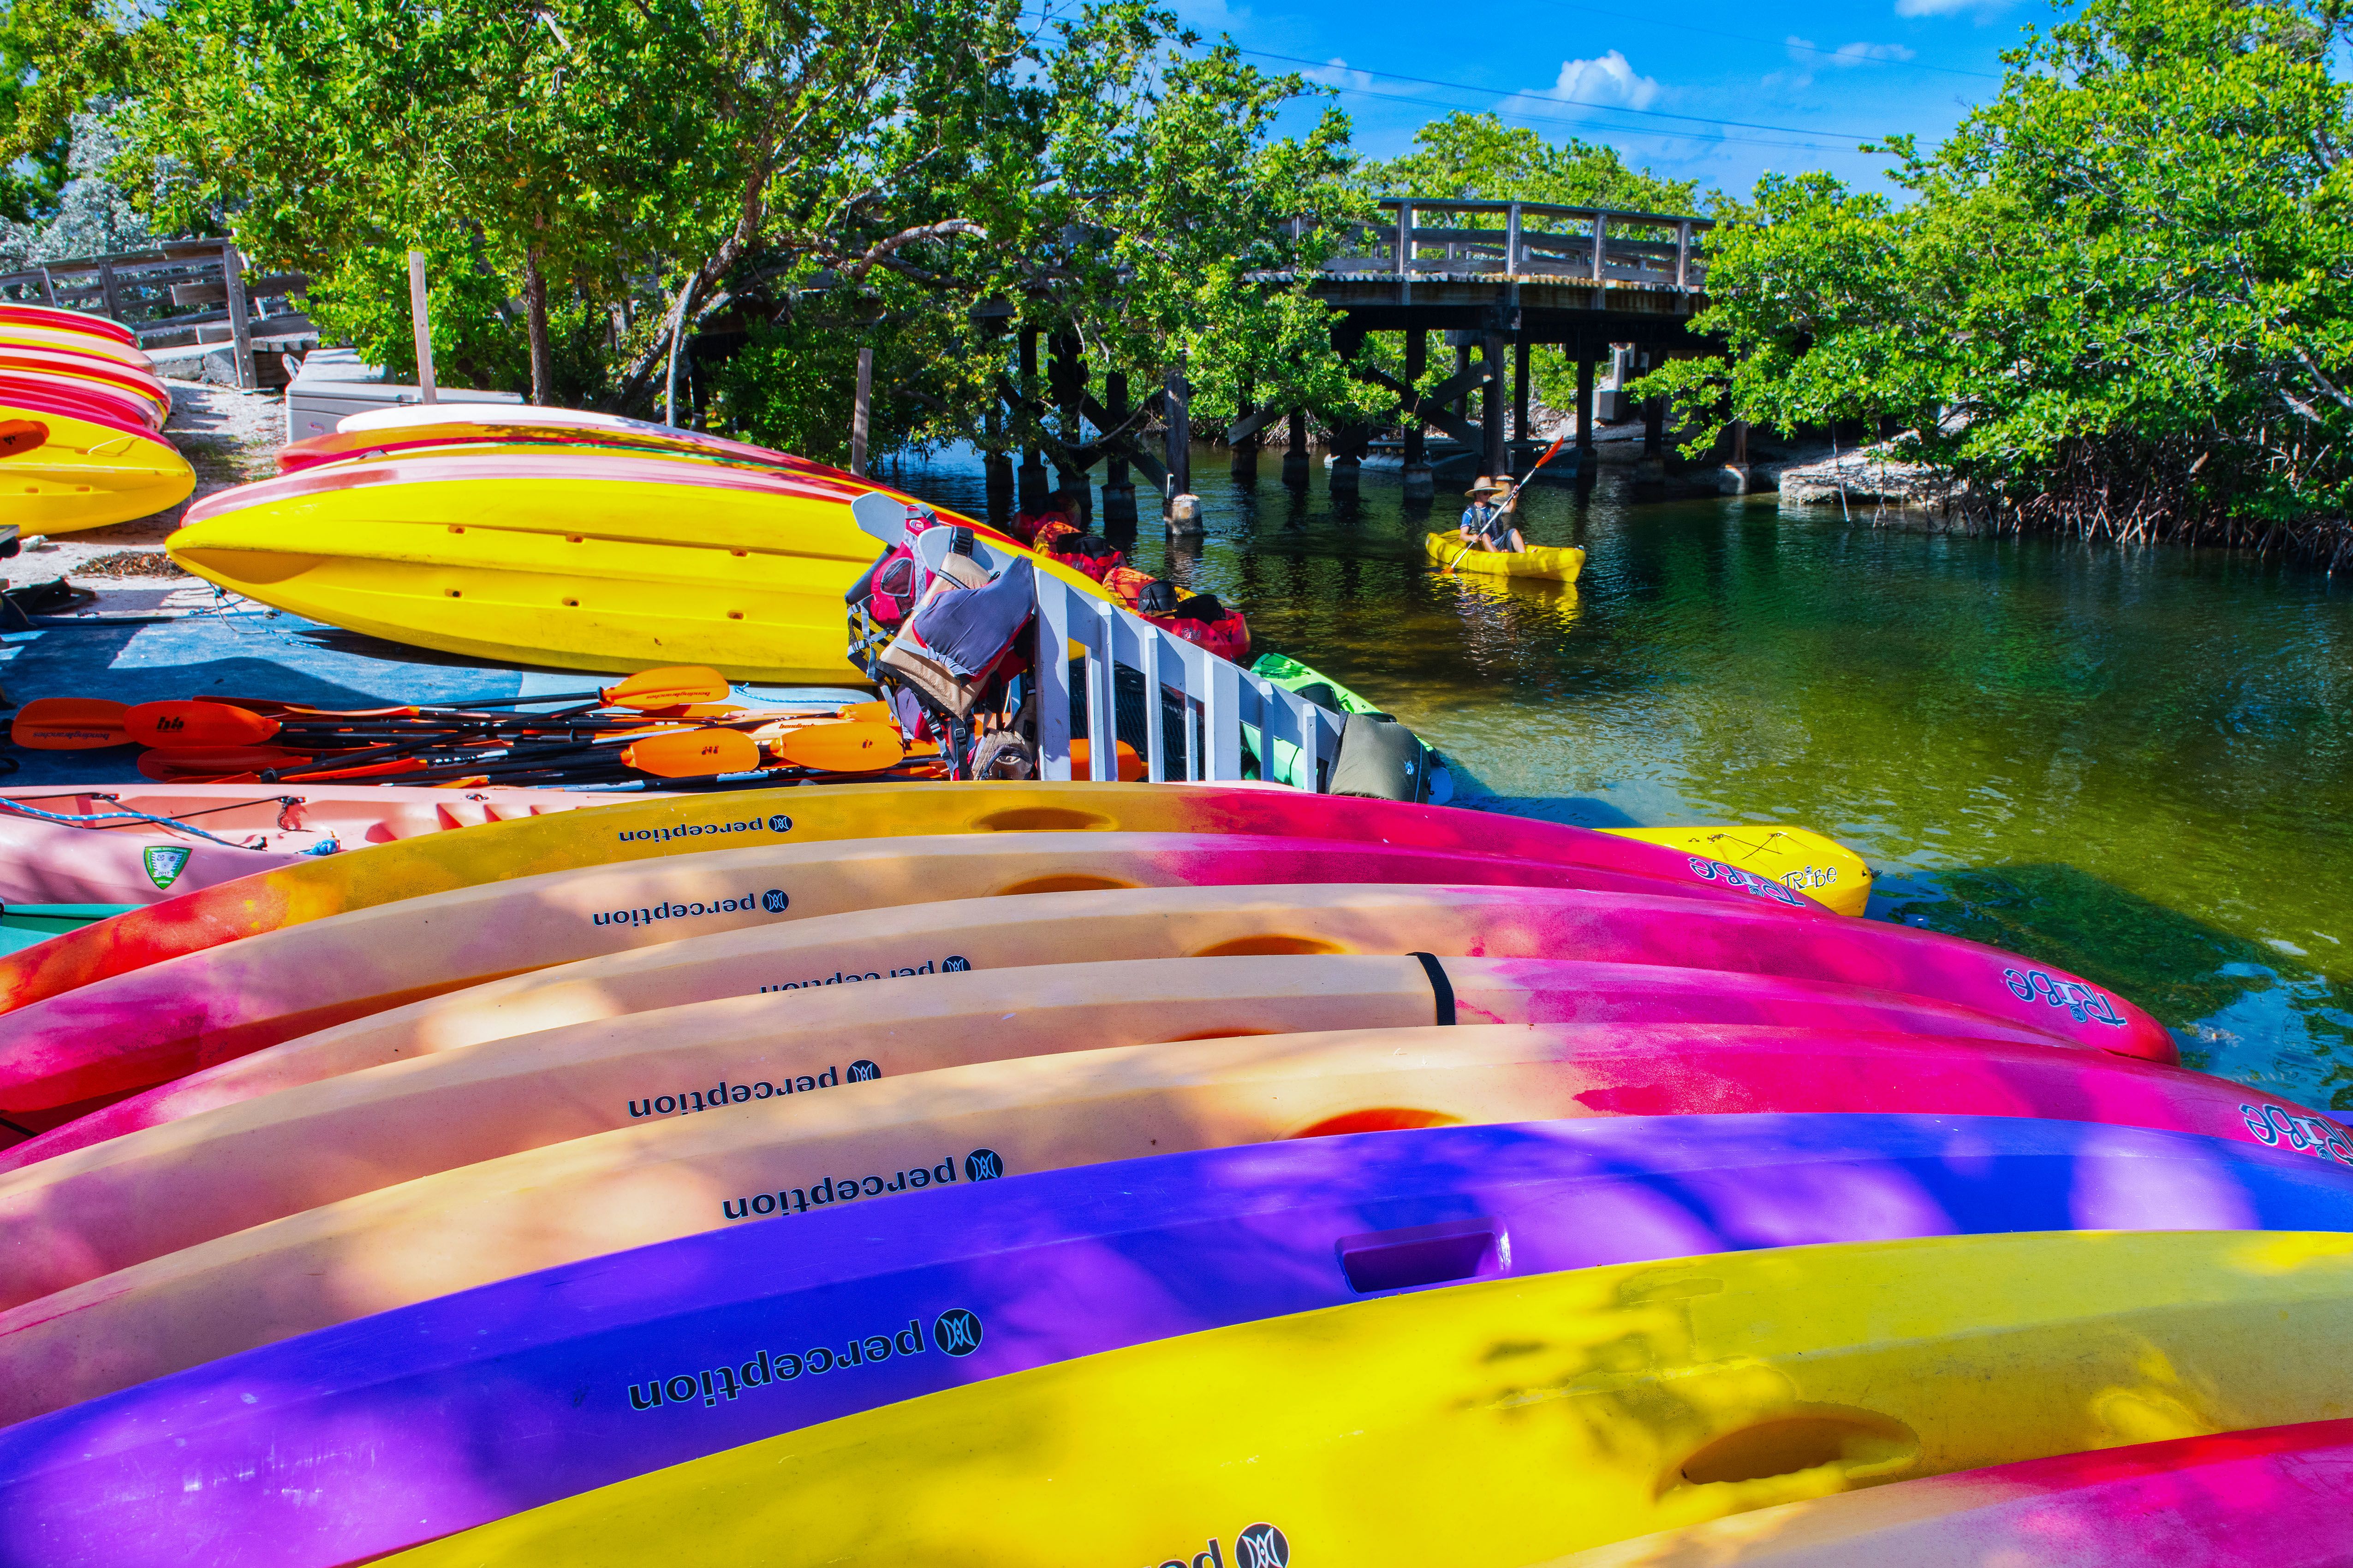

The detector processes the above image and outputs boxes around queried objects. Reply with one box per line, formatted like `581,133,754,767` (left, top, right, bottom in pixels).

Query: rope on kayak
0,796,285,850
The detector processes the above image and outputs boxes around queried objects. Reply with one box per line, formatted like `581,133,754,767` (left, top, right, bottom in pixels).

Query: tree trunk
523,246,555,407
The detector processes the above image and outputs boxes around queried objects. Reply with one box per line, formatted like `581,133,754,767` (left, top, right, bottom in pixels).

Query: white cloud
1543,50,1662,110
1894,0,2010,17
1301,56,1375,91
1787,35,1916,67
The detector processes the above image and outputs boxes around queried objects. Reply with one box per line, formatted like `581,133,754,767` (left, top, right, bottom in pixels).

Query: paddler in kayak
1457,476,1525,553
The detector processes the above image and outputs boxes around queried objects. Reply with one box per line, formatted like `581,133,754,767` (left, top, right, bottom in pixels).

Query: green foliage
1653,0,2353,550
0,0,162,223
1363,111,1700,215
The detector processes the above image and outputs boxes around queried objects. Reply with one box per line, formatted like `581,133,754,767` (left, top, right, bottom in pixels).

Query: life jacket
1042,531,1123,582
845,504,956,683
877,545,1036,727
1103,564,1158,608
1031,517,1079,554
1007,507,1072,547
1147,591,1250,665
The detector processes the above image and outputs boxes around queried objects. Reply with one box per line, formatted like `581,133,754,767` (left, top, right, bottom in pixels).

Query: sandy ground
21,380,283,589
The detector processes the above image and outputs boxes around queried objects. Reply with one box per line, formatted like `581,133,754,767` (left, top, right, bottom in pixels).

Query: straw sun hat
1465,476,1511,498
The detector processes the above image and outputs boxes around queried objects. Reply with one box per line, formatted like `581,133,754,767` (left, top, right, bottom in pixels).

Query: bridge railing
1313,199,1710,291
0,239,314,388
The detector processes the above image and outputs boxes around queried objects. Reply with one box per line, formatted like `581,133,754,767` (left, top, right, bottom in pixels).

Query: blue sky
1160,0,2059,202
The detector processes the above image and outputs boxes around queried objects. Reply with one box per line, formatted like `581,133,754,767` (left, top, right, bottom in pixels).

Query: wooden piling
1163,363,1192,514
1283,408,1309,487
1102,370,1136,525
850,344,873,477
1017,328,1047,513
1401,329,1431,499
1575,353,1595,457
1483,331,1507,477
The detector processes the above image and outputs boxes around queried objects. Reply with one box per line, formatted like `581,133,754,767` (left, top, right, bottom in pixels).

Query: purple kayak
3,1112,2351,1568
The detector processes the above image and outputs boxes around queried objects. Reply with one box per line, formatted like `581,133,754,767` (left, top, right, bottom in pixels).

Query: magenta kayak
0,875,2173,1125
1552,1419,2353,1566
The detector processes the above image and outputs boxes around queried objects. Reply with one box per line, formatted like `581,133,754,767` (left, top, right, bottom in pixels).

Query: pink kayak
0,872,2174,1126
8,950,2076,1170
1551,1419,2353,1566
0,784,651,906
0,968,2328,1311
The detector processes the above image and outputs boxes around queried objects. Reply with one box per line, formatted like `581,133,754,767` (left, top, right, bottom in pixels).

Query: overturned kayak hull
371,1228,2353,1568
0,784,652,906
8,1130,2353,1562
0,397,193,532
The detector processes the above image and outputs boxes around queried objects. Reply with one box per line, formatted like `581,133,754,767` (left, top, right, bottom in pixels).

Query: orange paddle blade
1070,737,1147,781
600,666,732,711
842,700,893,723
11,699,127,749
770,719,906,773
124,700,281,749
621,727,762,778
136,746,315,782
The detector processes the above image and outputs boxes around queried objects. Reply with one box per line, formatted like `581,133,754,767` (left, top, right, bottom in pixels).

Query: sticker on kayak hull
2002,967,2127,1027
1150,1523,1292,1568
142,846,191,891
1686,855,1805,908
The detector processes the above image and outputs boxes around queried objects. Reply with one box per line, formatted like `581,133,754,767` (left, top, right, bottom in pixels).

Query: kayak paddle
11,699,129,749
763,719,906,773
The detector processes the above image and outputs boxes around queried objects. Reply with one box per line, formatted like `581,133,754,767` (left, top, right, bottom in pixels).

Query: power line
1544,5,2007,82
1320,82,1872,154
1238,48,1888,142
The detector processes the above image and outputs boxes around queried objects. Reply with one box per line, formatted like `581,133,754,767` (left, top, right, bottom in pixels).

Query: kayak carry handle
1335,1217,1504,1294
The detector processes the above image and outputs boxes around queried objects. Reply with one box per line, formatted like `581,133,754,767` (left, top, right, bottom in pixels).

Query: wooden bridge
992,197,1716,519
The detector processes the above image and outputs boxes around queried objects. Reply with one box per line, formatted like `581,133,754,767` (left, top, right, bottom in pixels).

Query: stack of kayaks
0,303,195,532
0,780,2343,1567
164,404,1121,683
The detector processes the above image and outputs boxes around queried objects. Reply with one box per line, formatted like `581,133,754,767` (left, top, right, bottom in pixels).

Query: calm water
894,446,2353,1108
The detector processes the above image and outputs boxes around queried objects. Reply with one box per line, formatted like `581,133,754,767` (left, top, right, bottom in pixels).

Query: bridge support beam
1017,329,1048,514
1482,330,1507,478
1163,364,1192,518
1401,328,1431,499
1513,337,1532,467
1231,383,1258,481
1102,370,1136,527
1283,409,1309,487
1572,352,1598,484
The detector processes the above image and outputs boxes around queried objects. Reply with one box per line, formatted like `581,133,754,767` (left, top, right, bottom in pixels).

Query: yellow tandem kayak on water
384,1229,2353,1567
1427,530,1586,582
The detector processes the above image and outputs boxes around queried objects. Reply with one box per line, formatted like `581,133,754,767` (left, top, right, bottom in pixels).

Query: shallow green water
899,449,2353,1106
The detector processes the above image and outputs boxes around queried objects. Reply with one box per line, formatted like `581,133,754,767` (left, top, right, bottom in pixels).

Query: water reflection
893,445,2353,1109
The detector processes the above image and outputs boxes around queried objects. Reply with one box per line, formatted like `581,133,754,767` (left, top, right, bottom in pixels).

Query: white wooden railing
1306,199,1710,291
853,494,1346,789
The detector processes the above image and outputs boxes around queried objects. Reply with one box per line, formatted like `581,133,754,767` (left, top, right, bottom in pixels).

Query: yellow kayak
168,449,1112,683
1,399,194,532
384,1229,2353,1566
1608,824,1870,916
1427,529,1585,582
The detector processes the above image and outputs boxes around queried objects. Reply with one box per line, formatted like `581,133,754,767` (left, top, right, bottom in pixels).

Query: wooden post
1575,353,1596,457
1513,335,1532,452
98,261,124,324
35,266,55,305
1231,382,1257,481
407,250,438,404
1482,331,1507,478
1591,212,1608,283
1051,333,1088,517
1017,328,1047,513
1102,370,1135,526
983,401,1013,522
1401,329,1430,499
1395,201,1412,308
1283,408,1308,487
1675,220,1693,290
221,244,256,390
850,344,873,476
1163,362,1191,509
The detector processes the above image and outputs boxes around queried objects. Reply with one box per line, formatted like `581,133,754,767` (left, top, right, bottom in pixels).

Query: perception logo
942,955,972,972
847,1059,883,1082
768,814,792,833
1150,1524,1289,1568
964,1148,1004,1181
932,1308,984,1356
761,888,790,913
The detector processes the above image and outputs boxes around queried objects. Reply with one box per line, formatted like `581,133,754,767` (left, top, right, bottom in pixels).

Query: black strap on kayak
1410,951,1456,1025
